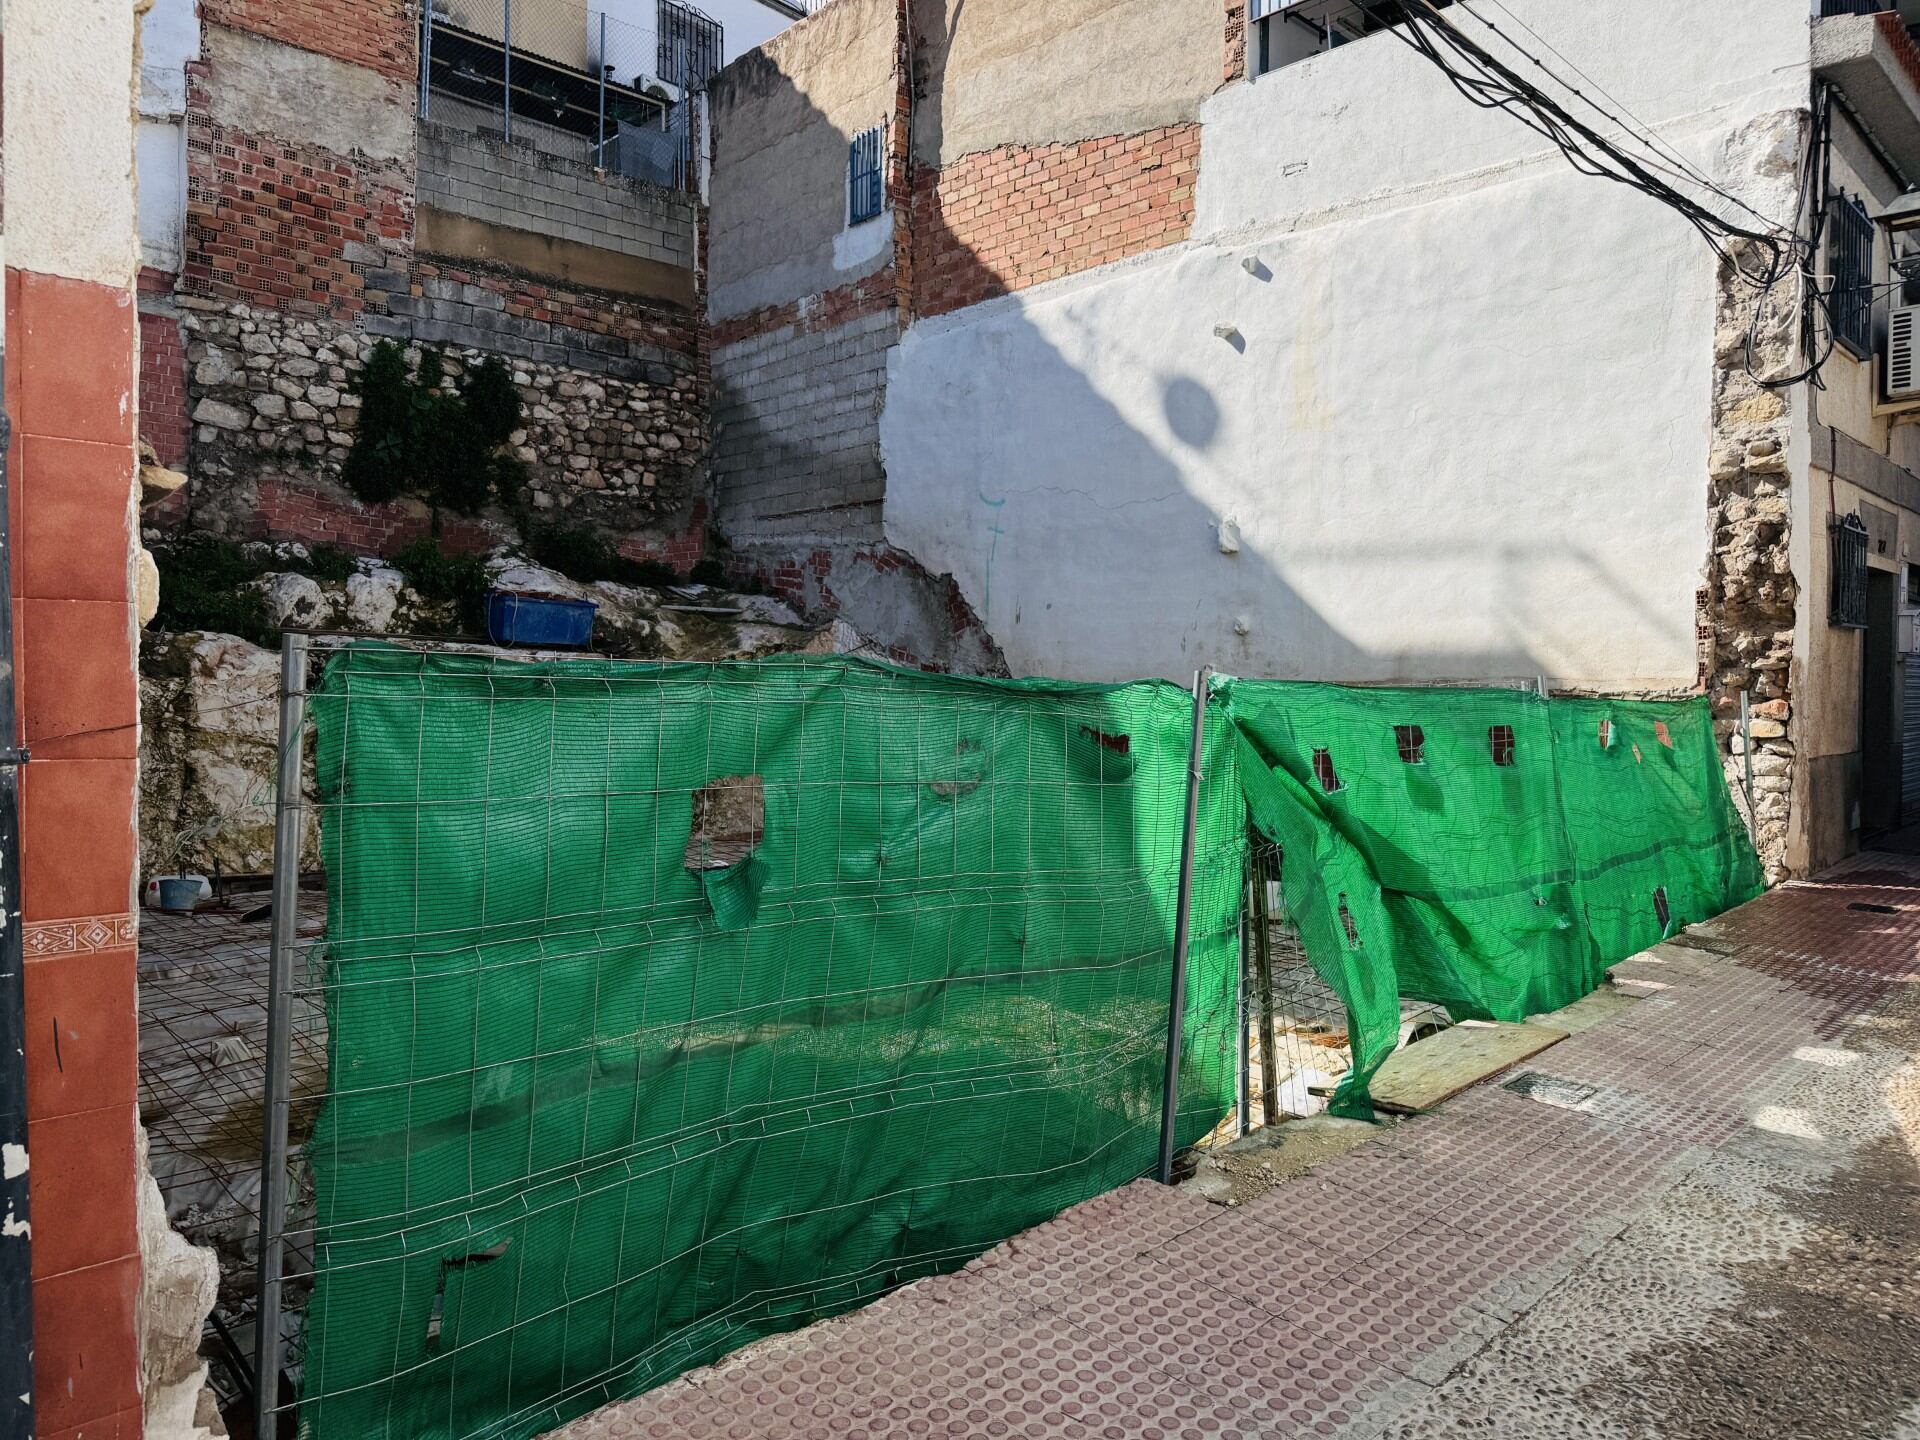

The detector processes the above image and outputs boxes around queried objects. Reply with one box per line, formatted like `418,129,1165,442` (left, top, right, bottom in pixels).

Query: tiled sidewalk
553,856,1920,1439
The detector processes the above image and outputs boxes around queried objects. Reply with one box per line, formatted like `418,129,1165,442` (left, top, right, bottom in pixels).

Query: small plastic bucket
157,876,201,914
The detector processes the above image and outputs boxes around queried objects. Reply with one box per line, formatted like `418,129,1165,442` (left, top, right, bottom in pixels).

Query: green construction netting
297,650,1243,1440
1226,681,1764,1116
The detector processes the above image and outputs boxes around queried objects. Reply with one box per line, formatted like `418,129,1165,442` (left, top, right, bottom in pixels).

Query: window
1312,747,1343,793
1906,561,1920,607
1829,189,1875,359
1394,724,1425,764
1250,0,1455,78
848,125,884,226
1489,725,1516,767
1831,512,1869,629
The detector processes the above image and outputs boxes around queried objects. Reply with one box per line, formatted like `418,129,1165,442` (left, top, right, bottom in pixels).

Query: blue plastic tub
485,590,598,648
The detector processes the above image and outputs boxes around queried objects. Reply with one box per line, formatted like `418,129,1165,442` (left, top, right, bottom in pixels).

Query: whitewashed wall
879,0,1811,685
137,0,200,274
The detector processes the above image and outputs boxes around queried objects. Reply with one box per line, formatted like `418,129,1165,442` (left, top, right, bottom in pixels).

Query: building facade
706,0,1920,879
137,0,718,567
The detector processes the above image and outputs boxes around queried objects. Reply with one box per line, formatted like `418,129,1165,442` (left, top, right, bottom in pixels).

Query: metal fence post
253,631,310,1440
419,0,433,121
1236,875,1250,1139
1156,666,1212,1185
502,0,513,141
596,11,608,168
1739,687,1756,831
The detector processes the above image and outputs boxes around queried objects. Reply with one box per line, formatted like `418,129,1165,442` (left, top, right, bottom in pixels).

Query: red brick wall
712,266,900,349
137,270,190,469
910,125,1201,319
182,64,412,320
408,259,703,359
249,476,497,556
1223,0,1247,86
200,0,415,83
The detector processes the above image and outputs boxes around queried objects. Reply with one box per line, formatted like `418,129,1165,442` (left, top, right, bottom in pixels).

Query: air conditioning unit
1889,303,1920,399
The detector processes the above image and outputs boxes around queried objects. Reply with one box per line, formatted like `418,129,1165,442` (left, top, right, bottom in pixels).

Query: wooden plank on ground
1369,1020,1569,1115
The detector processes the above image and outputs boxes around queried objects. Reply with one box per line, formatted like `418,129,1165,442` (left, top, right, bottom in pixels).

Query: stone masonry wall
1701,231,1799,882
181,287,707,542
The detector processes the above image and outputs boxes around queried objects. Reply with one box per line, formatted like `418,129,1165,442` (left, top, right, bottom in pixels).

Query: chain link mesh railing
422,0,722,188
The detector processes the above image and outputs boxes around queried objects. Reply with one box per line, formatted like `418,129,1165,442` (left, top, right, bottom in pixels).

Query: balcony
1814,0,1920,182
422,0,722,189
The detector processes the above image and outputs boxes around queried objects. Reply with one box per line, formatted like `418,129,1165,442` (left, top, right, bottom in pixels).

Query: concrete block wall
713,305,897,540
418,123,696,270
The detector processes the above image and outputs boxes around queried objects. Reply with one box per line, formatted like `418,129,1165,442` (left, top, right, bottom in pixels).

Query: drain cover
1502,1071,1600,1111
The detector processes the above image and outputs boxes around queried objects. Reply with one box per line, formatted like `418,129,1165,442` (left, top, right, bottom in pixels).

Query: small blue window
848,125,884,226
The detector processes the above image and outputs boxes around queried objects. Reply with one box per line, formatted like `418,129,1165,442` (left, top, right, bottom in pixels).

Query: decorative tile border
23,912,138,959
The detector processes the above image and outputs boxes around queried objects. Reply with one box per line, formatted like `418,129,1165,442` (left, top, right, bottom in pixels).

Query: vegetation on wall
149,536,361,645
341,341,526,518
389,537,492,634
520,519,679,589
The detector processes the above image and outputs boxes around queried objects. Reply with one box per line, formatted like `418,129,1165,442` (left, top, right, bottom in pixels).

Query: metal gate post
1156,666,1212,1185
419,0,434,121
596,12,608,167
1739,687,1757,833
253,631,310,1440
502,0,513,141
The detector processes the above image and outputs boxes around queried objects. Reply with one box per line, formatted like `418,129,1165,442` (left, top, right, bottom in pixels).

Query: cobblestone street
555,853,1920,1439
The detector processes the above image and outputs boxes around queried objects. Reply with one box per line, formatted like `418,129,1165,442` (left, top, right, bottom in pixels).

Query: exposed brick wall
711,266,900,349
183,63,413,320
138,268,191,468
375,258,702,371
250,474,497,555
909,125,1200,319
199,0,415,83
1223,0,1246,86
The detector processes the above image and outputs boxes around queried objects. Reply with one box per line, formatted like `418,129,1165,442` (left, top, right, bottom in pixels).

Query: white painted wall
4,0,141,286
137,0,200,275
879,0,1811,685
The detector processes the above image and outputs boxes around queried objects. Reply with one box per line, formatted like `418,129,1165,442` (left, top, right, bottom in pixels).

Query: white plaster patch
833,215,891,272
2,1143,27,1180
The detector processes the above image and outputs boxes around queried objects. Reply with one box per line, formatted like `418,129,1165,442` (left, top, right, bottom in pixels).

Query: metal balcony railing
1818,0,1894,16
420,0,722,190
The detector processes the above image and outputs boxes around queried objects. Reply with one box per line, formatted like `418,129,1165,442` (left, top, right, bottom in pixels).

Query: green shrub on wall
341,342,525,520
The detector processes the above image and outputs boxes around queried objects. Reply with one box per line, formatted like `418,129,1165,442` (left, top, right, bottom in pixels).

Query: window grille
1489,725,1516,767
1393,724,1425,764
1830,190,1876,359
1831,513,1870,629
848,125,884,226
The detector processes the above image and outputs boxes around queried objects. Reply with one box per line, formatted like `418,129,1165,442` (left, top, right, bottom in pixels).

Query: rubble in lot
139,541,887,877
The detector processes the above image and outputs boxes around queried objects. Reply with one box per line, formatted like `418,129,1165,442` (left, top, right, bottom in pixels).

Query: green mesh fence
292,650,1243,1440
1226,681,1764,1116
285,652,1761,1440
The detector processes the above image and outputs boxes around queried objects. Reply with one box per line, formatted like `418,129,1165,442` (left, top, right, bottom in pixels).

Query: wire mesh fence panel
277,647,1242,1440
1228,681,1763,1117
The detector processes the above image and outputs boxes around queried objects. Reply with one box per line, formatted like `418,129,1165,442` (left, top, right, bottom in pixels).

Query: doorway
1862,568,1901,836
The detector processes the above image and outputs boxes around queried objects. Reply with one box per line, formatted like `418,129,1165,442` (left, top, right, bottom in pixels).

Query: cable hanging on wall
1387,0,1838,391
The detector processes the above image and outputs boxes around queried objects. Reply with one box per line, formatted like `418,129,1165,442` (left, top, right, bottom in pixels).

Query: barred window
1831,512,1869,629
848,125,884,226
1829,190,1875,359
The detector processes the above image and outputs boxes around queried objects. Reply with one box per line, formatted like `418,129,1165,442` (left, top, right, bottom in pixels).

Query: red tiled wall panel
5,267,144,1440
909,125,1200,320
